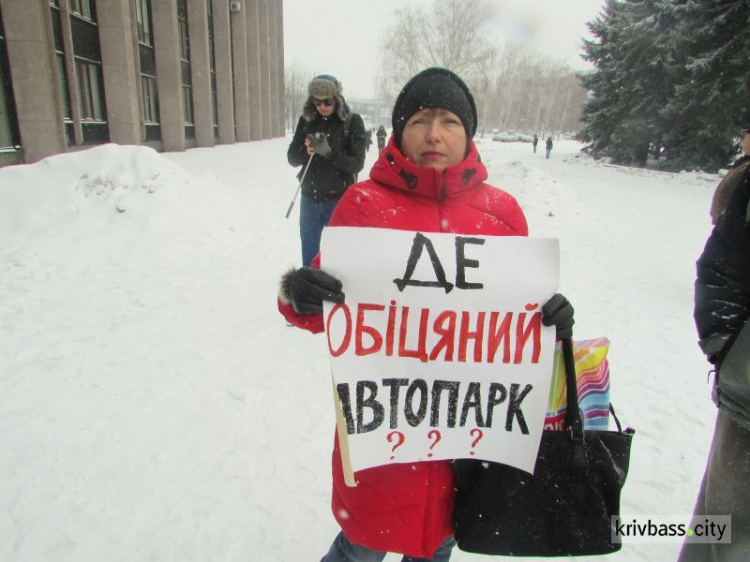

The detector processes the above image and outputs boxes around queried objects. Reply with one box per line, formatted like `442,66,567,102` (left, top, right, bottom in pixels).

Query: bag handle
561,337,583,432
562,337,586,467
609,403,623,433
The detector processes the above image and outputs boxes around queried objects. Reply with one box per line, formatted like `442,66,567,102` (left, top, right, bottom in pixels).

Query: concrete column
267,0,279,138
275,0,284,136
151,1,184,151
0,0,66,162
95,0,140,145
211,0,234,144
245,0,261,140
125,2,146,143
257,0,271,139
230,2,250,141
187,0,213,147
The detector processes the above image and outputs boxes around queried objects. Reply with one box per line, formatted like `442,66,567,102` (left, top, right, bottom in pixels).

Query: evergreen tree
578,0,677,167
617,0,678,165
578,0,749,171
662,0,750,171
578,0,629,161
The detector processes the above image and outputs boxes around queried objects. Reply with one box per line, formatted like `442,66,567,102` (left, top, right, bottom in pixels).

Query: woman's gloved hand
542,293,574,339
279,267,344,315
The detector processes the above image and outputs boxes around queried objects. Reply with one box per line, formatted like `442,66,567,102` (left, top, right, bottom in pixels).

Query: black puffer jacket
287,110,366,201
695,166,750,367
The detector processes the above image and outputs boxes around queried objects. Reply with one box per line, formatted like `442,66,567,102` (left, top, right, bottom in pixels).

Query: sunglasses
312,97,335,107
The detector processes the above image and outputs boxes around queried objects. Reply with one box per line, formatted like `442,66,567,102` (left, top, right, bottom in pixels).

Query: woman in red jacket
279,68,574,561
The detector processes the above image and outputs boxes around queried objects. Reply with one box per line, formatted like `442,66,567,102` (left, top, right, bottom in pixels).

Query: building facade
0,0,284,167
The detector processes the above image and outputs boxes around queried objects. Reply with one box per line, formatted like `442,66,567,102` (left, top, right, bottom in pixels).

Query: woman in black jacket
680,166,750,561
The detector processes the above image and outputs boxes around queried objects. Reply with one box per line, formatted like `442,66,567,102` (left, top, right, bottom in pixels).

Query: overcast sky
282,0,606,100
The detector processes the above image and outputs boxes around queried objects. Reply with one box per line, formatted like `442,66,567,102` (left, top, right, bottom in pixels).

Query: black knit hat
391,68,477,146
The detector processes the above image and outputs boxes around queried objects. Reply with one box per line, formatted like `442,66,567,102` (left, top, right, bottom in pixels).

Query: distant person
533,133,539,153
287,75,366,266
376,125,387,152
709,126,750,224
679,165,750,561
365,129,373,152
545,136,553,159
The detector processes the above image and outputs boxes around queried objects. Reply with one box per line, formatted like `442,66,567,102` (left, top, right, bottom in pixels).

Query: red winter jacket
279,137,528,557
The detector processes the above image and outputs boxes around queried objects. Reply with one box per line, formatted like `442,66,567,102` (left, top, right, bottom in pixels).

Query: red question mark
427,429,442,457
469,428,484,455
387,431,405,460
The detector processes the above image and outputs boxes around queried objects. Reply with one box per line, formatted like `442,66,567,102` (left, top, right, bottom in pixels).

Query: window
142,75,158,123
0,8,20,149
177,0,193,131
49,3,72,120
136,0,159,139
69,0,94,21
183,85,194,124
69,2,108,144
178,18,189,61
76,59,104,120
56,55,71,119
135,0,152,46
207,0,218,131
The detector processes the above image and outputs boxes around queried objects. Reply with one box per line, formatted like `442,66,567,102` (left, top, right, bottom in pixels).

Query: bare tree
422,0,495,76
482,42,587,135
374,0,587,136
284,60,314,132
375,0,495,110
375,6,425,104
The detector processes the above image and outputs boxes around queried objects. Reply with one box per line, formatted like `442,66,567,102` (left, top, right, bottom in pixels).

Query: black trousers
678,409,750,561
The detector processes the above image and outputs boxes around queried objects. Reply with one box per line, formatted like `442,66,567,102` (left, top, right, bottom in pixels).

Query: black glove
542,293,574,339
307,132,332,158
279,267,344,315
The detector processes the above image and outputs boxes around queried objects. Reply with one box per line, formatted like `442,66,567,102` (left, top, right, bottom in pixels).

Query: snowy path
0,138,722,561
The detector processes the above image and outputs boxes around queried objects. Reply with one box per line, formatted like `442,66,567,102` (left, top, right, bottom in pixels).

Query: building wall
186,0,212,148
211,0,234,145
97,0,141,145
0,0,285,166
0,0,66,164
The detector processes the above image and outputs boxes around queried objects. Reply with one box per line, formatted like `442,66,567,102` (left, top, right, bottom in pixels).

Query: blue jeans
299,196,340,266
321,531,455,562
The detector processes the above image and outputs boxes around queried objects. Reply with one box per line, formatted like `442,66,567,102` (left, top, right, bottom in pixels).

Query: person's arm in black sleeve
287,116,309,167
329,114,367,176
695,168,750,365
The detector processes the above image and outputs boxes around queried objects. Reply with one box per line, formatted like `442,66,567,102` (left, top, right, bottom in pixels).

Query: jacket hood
369,136,488,201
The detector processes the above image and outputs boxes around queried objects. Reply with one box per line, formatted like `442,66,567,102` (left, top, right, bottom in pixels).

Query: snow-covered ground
0,136,720,561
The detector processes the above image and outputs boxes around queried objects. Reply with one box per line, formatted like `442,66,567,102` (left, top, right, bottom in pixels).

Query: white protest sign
321,227,559,475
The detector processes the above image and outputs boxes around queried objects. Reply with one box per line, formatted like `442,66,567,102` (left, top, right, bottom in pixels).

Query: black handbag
453,337,635,557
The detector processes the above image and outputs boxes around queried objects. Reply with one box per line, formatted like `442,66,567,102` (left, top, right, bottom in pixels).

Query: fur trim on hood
303,75,348,122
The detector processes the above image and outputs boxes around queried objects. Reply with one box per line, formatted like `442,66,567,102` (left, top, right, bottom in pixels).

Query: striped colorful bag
545,337,611,430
